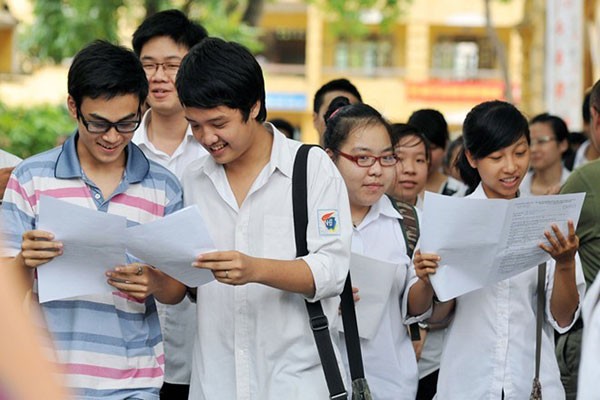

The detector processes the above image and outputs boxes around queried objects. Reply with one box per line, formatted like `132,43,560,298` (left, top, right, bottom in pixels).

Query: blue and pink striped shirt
1,133,183,399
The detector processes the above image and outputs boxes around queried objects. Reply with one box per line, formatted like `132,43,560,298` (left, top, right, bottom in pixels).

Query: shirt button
94,193,101,199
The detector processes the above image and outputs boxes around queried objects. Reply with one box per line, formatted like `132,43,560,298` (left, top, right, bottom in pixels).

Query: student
313,78,362,144
442,136,464,184
571,91,600,170
407,100,585,399
519,113,570,196
1,40,186,399
176,38,352,399
322,97,420,399
387,123,431,209
131,10,207,399
408,109,467,197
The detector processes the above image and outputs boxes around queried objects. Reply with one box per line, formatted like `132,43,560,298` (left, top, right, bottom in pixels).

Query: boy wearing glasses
132,10,207,399
176,38,352,399
1,40,186,399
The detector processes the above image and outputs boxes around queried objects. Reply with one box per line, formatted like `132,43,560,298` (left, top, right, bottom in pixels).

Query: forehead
79,94,140,117
529,122,553,136
396,134,426,150
342,123,391,148
140,36,189,58
184,105,240,122
320,90,360,113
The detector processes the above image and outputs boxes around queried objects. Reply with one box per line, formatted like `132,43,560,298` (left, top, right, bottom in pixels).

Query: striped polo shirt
1,133,183,400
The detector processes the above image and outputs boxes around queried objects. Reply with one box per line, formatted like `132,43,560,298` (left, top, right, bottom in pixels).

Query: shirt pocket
262,216,296,259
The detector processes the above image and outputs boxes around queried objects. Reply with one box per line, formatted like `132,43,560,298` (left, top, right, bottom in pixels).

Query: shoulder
562,160,600,193
13,147,61,180
144,159,182,192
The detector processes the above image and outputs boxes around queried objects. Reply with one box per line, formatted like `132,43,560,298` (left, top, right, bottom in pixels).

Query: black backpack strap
292,144,347,400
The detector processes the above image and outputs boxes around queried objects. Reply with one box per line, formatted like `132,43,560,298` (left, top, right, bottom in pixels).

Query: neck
147,110,189,155
585,142,600,161
350,204,370,227
225,122,272,175
533,162,564,186
426,170,447,192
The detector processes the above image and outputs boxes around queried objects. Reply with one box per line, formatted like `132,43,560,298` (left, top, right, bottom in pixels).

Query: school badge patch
318,209,340,236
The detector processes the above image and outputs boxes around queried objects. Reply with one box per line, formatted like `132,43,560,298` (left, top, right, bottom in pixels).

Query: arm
544,221,580,327
106,263,187,304
13,229,63,292
193,251,316,297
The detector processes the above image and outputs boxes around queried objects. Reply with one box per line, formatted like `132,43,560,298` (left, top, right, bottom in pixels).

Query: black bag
292,144,372,400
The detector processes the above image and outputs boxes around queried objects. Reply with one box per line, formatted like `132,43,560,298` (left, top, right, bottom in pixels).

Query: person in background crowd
570,91,599,170
442,136,464,184
519,113,570,196
408,109,467,197
269,117,295,139
313,78,362,145
131,10,208,399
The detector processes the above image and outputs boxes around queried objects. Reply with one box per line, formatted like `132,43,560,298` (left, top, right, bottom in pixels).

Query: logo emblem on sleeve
318,209,340,235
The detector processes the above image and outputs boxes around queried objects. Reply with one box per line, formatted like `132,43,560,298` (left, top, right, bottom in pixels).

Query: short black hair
391,123,431,164
313,78,362,114
269,118,295,138
132,9,208,56
323,96,391,152
68,40,148,110
407,109,449,149
176,38,267,122
456,100,529,190
530,113,570,143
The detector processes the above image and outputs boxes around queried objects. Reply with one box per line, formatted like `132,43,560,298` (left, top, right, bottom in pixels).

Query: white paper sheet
421,192,585,301
37,196,127,303
126,205,217,287
35,198,218,302
340,253,398,340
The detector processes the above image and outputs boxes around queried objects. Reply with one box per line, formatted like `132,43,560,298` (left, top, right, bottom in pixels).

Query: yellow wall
0,28,13,73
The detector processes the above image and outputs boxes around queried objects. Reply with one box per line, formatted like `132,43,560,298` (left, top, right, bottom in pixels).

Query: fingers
20,230,63,268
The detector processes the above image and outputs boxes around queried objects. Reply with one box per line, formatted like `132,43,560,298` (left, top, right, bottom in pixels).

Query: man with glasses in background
1,40,187,399
131,10,208,399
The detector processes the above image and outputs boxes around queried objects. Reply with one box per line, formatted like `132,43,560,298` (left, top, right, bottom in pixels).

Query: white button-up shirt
133,110,207,178
436,183,586,399
578,273,600,400
182,126,352,400
133,109,208,385
341,195,418,400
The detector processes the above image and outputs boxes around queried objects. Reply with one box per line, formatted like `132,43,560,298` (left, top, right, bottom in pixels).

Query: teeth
501,177,517,183
211,144,225,151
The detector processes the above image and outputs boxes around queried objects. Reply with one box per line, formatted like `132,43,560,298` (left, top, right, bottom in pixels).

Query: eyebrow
185,116,228,125
88,112,138,123
350,146,394,153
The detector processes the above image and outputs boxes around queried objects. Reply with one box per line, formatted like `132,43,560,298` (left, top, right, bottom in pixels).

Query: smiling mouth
210,143,227,152
98,142,119,150
500,176,518,184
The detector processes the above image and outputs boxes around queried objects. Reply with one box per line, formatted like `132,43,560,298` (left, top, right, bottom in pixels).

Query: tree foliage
22,0,413,63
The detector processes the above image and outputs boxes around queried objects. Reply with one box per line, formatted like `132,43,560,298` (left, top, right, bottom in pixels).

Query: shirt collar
55,131,149,183
357,195,403,229
469,182,521,199
134,109,196,148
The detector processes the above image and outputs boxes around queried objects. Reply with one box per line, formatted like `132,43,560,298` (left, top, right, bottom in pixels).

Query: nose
101,127,121,142
368,159,383,176
503,154,518,173
400,159,415,175
149,64,169,81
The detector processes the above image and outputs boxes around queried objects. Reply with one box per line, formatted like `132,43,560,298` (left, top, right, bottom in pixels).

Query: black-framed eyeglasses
77,108,141,134
530,136,557,146
142,62,180,76
335,150,398,167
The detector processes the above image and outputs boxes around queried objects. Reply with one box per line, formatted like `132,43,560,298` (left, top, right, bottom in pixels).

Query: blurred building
259,0,525,143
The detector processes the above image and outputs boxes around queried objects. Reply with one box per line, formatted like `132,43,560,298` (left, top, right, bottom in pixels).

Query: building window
333,34,395,76
431,35,497,80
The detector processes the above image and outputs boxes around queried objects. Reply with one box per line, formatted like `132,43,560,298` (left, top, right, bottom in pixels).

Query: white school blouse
436,183,586,400
577,271,600,400
341,196,418,400
182,127,352,400
518,167,571,197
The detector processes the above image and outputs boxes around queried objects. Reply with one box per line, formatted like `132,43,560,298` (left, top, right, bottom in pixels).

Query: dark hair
313,78,363,114
589,80,600,120
269,118,295,138
68,40,148,110
176,38,267,122
132,9,208,56
582,90,591,124
443,135,463,171
457,100,529,190
323,96,391,152
530,113,569,143
390,123,431,163
407,109,449,149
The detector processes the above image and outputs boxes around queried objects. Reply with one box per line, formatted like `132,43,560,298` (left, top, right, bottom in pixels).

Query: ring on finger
225,270,229,279
136,265,144,276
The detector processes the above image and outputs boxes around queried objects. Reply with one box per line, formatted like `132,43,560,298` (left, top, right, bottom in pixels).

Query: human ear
66,96,78,120
325,148,335,161
250,101,260,119
465,149,478,169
